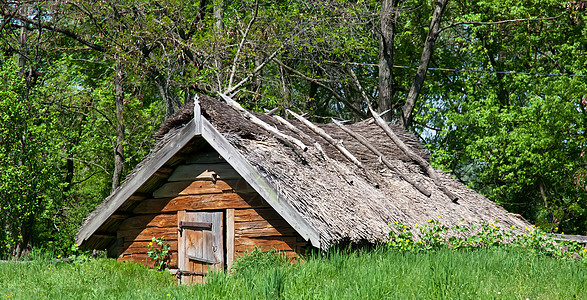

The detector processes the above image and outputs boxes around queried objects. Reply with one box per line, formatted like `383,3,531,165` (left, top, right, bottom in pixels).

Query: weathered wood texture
201,116,320,248
76,120,200,246
234,208,283,222
153,179,255,198
115,155,308,275
231,208,306,260
186,151,226,164
117,227,178,242
235,237,297,252
119,240,178,256
168,163,241,182
133,193,266,214
226,209,235,271
178,211,224,285
118,214,177,230
235,219,297,237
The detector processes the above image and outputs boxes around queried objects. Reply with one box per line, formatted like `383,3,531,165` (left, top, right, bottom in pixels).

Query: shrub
388,220,587,261
146,236,171,271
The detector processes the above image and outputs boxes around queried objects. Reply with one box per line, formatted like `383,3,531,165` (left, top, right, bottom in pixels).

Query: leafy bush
146,236,171,271
388,220,587,260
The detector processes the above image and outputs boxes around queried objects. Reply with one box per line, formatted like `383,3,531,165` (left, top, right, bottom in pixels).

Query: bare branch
228,0,258,90
0,6,17,33
440,14,563,32
287,109,363,167
346,65,372,105
365,100,459,203
402,0,448,128
218,93,308,151
274,58,368,119
68,157,112,176
224,43,284,95
2,7,107,52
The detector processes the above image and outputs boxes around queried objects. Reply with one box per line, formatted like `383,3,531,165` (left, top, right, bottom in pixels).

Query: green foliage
0,258,175,299
417,0,587,234
0,61,62,258
1,248,587,299
146,236,171,271
388,220,587,261
68,243,105,265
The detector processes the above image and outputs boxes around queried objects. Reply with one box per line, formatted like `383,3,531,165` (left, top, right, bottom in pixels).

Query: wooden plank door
178,211,224,284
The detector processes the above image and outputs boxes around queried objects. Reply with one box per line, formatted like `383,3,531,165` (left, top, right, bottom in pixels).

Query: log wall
115,154,309,270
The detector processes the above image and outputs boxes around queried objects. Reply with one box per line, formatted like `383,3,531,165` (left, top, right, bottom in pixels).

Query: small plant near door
146,236,171,271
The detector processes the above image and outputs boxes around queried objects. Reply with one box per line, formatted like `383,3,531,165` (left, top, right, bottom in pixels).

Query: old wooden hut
76,94,529,283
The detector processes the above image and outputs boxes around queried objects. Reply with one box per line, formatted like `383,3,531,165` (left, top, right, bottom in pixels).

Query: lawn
1,248,585,299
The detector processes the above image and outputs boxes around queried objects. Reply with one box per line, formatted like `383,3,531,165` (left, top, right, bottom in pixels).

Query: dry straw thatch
79,95,530,250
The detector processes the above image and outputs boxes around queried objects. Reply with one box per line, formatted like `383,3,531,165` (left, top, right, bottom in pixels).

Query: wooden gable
113,146,310,282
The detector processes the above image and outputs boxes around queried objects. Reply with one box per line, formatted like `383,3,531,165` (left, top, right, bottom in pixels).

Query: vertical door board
178,211,224,284
226,209,235,271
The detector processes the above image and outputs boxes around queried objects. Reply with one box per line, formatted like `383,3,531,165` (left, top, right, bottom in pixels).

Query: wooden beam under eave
129,193,151,202
109,213,132,220
153,166,174,177
93,232,117,239
201,118,321,249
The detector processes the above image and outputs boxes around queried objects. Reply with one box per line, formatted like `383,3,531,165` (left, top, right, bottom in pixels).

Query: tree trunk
378,0,401,122
111,57,125,192
14,217,33,259
18,4,31,100
401,0,449,128
214,0,225,31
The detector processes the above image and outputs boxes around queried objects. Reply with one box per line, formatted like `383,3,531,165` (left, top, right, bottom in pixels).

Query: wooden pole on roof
332,119,432,197
346,66,458,203
218,93,308,151
268,112,316,144
367,105,458,203
287,109,363,168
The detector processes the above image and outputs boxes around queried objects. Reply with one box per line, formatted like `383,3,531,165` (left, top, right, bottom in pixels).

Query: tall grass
1,247,585,299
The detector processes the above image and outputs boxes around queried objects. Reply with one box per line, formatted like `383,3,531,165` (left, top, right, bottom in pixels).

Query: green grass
1,248,586,299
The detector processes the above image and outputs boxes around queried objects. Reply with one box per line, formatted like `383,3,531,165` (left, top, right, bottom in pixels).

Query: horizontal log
153,180,255,198
235,237,297,252
118,214,177,231
154,167,174,177
234,208,283,222
119,240,179,256
552,234,587,244
168,163,241,182
93,233,116,239
133,193,267,214
185,152,226,164
109,213,132,220
235,220,296,237
117,227,177,242
118,252,178,269
129,193,151,202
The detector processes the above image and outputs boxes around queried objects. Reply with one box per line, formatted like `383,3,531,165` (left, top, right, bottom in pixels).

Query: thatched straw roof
76,95,530,250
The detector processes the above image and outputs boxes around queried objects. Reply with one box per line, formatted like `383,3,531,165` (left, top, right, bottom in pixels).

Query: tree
0,60,62,257
417,0,587,233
